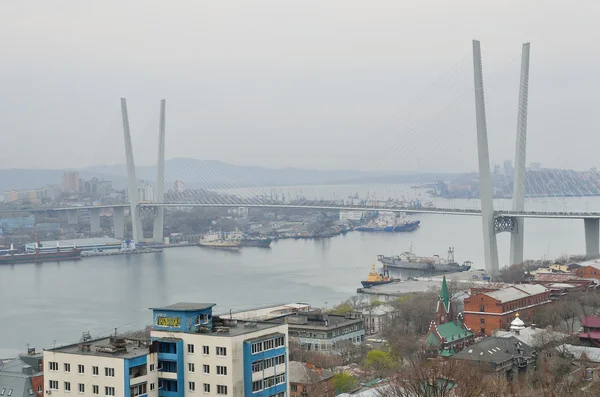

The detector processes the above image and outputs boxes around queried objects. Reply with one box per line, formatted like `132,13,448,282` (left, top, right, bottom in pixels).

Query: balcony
158,371,178,380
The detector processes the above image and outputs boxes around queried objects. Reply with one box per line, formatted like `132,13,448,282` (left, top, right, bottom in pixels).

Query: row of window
47,362,114,377
251,336,285,354
48,381,115,396
251,374,286,392
187,344,227,356
251,354,285,373
189,383,228,395
187,363,228,375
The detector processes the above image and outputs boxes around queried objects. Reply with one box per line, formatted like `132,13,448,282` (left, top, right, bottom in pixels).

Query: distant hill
0,158,460,192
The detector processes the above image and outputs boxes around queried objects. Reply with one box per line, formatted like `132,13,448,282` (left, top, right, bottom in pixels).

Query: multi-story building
339,211,363,221
575,259,600,280
362,304,396,335
43,302,289,397
268,311,364,353
0,214,35,233
463,284,551,336
0,347,44,397
150,302,288,397
288,362,334,397
61,172,80,194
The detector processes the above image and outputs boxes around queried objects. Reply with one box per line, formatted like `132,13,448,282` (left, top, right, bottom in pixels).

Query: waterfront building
61,172,80,194
0,348,44,397
463,284,551,336
43,302,289,397
268,312,364,353
0,214,35,233
425,276,474,357
288,362,334,397
574,259,600,280
339,211,363,221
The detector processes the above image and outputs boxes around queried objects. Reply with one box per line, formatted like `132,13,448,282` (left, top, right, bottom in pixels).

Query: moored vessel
0,244,82,264
239,237,272,248
355,212,420,232
198,232,240,251
361,264,397,288
377,247,471,273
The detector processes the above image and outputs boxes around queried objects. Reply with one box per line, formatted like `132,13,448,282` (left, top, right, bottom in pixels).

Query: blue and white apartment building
43,302,289,397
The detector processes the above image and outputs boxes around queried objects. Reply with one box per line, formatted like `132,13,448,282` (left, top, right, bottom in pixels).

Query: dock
81,248,163,257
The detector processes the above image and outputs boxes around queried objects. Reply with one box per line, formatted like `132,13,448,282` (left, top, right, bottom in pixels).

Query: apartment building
43,302,289,397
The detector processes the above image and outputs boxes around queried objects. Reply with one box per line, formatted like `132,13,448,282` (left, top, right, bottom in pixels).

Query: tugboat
361,264,397,288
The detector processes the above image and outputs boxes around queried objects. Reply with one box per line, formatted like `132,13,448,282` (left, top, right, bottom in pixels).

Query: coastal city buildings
575,259,600,280
288,362,334,397
463,284,551,336
43,302,289,397
61,172,80,194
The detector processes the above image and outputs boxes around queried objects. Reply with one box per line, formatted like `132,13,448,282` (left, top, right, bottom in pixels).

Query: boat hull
378,256,471,272
361,280,394,288
197,243,240,251
356,221,420,232
239,238,272,248
0,249,82,264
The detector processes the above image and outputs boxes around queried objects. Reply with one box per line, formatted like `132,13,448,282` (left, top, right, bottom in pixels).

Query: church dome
510,313,525,331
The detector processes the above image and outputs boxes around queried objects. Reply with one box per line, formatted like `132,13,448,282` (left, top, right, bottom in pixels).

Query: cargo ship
355,216,420,232
0,244,82,264
198,232,240,251
377,247,472,273
361,264,397,288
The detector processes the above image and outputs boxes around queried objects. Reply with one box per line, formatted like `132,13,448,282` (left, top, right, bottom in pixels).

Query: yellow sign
156,316,181,327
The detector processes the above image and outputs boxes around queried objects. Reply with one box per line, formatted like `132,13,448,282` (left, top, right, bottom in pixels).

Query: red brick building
579,316,600,347
463,284,551,336
575,261,600,280
289,361,335,397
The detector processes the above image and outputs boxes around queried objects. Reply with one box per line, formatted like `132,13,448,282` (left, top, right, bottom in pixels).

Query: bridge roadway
7,202,600,219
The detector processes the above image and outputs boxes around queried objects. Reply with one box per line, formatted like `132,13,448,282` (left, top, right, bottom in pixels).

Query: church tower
435,275,453,325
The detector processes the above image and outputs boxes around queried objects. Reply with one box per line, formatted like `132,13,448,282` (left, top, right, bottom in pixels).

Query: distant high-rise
503,160,514,177
174,179,184,193
61,171,80,193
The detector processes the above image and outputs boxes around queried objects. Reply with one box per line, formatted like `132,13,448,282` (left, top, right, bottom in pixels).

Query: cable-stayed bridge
40,40,600,274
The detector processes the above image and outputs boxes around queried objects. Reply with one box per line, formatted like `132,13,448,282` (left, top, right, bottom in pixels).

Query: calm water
0,209,588,356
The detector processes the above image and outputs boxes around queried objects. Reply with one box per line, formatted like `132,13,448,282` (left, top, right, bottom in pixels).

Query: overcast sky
1,1,599,172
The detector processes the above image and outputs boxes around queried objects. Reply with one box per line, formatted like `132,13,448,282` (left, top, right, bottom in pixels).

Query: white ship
198,232,240,251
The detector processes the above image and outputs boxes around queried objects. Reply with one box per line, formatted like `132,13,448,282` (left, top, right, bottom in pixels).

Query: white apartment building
339,211,364,221
44,302,289,397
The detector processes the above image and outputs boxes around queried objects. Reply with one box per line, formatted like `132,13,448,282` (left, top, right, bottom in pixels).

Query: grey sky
1,1,599,172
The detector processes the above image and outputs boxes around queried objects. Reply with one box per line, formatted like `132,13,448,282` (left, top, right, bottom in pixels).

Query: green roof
426,320,473,349
440,275,450,312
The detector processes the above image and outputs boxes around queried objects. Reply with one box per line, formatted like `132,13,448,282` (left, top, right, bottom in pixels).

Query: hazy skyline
2,1,600,173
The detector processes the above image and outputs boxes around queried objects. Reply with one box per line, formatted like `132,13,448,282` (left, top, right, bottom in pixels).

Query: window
105,367,115,377
216,366,227,376
203,364,210,374
264,376,275,388
217,385,227,395
0,389,4,396
274,336,285,347
264,339,275,351
291,384,298,392
49,362,58,371
49,381,58,390
131,384,147,396
149,364,155,372
479,305,485,312
64,382,71,392
264,357,274,369
105,387,115,396
275,355,285,365
38,386,42,394
189,382,196,392
203,345,209,355
252,361,263,373
216,347,226,356
92,366,99,376
189,363,195,372
150,384,155,391
275,374,285,385
480,318,485,325
78,364,84,374
64,363,71,373
78,384,84,393
188,344,195,354
251,342,263,354
92,385,99,395
252,380,263,392
28,388,33,396
6,391,11,397
204,384,210,393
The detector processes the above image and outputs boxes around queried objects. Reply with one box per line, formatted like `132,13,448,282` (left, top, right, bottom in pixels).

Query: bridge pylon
121,98,144,242
153,99,166,243
473,40,500,275
509,43,531,266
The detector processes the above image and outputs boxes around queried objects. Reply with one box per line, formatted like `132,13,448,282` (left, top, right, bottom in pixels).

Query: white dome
510,314,525,330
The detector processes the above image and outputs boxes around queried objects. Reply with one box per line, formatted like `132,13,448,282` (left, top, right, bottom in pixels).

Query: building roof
150,302,216,312
485,287,530,303
228,303,311,321
582,316,600,328
577,260,600,271
45,336,149,359
427,320,473,349
559,344,600,363
153,320,286,338
452,336,534,364
0,354,43,397
288,361,333,384
513,284,548,295
440,276,450,313
267,312,363,331
361,305,395,317
495,327,568,347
